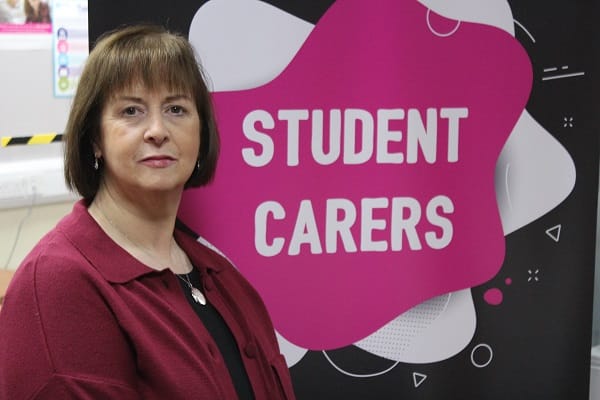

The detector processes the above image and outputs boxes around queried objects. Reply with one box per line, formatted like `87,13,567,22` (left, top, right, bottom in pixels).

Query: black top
177,267,255,400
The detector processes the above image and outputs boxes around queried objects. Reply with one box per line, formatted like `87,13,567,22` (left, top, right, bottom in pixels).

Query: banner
90,1,599,398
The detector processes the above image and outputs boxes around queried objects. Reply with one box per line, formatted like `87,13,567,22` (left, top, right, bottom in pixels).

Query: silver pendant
191,287,207,305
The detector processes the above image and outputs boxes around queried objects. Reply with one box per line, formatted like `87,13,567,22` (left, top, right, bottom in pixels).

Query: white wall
0,201,74,270
0,47,71,136
0,46,75,271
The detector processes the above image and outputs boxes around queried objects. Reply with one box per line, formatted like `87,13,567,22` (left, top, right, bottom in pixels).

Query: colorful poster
90,1,599,398
0,0,51,50
51,0,88,97
0,0,51,30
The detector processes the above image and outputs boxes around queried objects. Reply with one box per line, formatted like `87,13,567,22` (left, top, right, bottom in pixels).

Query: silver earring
196,160,201,171
94,157,99,170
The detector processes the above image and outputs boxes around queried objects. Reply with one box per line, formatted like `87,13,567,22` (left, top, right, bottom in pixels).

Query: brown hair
63,24,220,200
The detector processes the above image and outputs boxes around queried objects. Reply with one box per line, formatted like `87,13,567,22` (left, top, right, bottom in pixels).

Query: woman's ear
92,141,102,158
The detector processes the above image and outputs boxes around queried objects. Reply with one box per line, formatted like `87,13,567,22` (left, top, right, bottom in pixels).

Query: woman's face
96,83,201,199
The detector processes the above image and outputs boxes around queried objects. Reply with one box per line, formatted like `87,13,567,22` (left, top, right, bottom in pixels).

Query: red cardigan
0,201,296,399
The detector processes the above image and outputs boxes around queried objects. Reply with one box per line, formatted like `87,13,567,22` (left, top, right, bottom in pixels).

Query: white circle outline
470,343,493,368
322,351,401,378
426,9,461,38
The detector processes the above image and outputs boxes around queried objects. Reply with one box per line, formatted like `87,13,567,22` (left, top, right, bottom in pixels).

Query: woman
24,0,50,23
0,0,25,24
0,25,296,399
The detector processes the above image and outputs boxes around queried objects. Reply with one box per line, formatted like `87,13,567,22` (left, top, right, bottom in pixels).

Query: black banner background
89,2,599,398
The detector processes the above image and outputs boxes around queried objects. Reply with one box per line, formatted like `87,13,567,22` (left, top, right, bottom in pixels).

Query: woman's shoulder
9,228,99,300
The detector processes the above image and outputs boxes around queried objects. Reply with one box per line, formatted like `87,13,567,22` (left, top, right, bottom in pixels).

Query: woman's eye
123,106,138,116
169,105,184,114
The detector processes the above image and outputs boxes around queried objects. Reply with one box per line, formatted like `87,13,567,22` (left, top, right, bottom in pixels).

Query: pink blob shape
484,288,503,305
505,277,512,285
180,0,531,349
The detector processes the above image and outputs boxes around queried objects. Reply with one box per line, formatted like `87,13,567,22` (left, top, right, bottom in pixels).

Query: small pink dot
484,288,503,306
505,277,512,285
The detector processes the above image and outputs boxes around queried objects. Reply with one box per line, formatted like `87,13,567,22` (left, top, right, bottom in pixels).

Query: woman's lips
140,155,176,168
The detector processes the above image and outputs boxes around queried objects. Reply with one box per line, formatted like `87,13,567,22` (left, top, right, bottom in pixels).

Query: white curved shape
188,0,312,91
355,289,476,363
496,111,576,235
276,332,308,367
322,351,401,377
513,19,536,43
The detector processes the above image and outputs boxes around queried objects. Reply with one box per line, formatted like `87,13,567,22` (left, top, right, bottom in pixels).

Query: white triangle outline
413,372,427,388
545,224,561,242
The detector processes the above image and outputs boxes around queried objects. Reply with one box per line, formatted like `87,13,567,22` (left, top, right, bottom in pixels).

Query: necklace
176,273,207,305
93,204,207,305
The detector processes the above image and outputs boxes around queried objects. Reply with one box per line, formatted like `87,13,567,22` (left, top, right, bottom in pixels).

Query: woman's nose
144,114,169,145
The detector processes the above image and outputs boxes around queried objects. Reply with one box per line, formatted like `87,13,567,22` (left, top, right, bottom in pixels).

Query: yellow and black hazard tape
1,133,63,147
